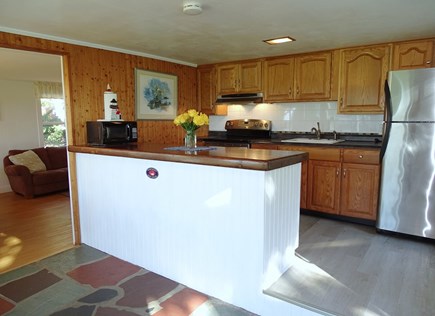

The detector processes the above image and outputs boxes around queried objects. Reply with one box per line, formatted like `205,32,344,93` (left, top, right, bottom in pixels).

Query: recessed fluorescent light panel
263,36,295,45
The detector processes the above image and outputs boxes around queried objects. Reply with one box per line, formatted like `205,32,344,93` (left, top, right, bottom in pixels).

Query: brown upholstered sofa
3,147,69,198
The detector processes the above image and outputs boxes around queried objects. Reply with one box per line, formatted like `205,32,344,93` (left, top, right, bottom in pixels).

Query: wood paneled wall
0,31,206,145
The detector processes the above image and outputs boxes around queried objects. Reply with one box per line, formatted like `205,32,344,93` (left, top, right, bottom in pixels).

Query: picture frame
135,69,178,120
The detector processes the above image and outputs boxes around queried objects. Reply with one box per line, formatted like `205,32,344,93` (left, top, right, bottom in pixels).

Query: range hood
215,92,263,104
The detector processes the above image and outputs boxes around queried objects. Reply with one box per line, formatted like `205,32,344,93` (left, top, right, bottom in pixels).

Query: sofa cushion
8,150,47,174
45,147,67,170
32,167,68,185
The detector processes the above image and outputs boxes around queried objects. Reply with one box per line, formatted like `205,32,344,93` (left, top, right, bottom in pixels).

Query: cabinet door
295,52,332,100
307,160,341,214
238,61,262,93
216,64,238,94
198,66,227,116
198,66,215,113
340,163,379,220
263,57,294,101
393,40,434,70
338,45,391,114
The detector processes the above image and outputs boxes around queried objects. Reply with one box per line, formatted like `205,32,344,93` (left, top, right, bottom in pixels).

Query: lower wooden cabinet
307,160,341,214
340,163,379,220
263,144,380,221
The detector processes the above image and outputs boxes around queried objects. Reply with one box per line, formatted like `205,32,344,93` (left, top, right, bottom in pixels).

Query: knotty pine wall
0,31,206,146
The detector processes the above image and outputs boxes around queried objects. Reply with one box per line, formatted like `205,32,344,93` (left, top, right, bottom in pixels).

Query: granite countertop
68,143,308,171
201,131,383,149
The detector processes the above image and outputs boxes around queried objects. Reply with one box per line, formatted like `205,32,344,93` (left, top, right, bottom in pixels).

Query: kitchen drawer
278,145,341,161
343,149,380,164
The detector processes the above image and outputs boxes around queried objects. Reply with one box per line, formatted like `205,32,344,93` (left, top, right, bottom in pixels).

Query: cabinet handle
359,155,363,159
336,169,340,176
340,98,343,106
296,87,300,95
343,169,347,177
289,87,292,96
426,61,431,64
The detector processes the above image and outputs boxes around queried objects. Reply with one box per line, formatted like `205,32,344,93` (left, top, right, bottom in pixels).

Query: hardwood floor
266,215,435,316
0,191,73,274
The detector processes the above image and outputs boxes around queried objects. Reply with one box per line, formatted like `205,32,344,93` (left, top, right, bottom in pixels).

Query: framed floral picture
135,69,178,120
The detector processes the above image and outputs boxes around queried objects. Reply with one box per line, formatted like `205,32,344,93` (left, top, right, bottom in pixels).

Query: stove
202,119,272,148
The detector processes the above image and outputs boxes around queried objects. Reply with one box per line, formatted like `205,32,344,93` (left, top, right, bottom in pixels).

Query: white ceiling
0,0,435,76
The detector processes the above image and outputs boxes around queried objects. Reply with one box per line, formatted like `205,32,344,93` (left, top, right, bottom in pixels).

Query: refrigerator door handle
380,80,392,162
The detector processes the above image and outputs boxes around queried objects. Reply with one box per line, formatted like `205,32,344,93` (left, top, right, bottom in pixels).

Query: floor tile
67,256,141,288
0,269,61,302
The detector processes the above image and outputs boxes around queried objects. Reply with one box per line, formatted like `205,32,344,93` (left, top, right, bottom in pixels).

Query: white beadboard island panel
75,152,318,316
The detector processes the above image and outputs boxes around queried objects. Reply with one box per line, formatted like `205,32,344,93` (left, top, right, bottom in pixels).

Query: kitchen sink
280,138,345,144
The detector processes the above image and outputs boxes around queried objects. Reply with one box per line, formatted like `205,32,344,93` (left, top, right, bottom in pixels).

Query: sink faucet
311,122,321,139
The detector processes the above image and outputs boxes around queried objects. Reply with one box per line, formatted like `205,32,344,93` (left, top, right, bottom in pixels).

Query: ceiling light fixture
183,1,202,15
263,36,295,45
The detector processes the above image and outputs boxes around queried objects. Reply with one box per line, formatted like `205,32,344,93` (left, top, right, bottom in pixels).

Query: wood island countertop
68,144,308,171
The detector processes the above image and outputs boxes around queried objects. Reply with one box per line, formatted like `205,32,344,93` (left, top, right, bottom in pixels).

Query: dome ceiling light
183,1,202,15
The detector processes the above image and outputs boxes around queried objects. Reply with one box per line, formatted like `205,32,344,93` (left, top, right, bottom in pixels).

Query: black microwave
86,121,138,145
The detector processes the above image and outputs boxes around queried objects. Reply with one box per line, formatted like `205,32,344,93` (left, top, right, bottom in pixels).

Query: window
34,81,65,147
40,98,66,147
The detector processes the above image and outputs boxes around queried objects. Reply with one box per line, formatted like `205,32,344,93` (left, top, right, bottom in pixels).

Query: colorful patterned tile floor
0,245,257,316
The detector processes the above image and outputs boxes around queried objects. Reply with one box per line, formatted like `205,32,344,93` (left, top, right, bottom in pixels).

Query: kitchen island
68,144,314,315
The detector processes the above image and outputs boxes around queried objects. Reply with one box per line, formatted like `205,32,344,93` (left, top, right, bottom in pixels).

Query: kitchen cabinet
294,52,332,100
263,52,333,102
216,61,262,95
308,160,341,214
305,147,341,214
340,149,379,220
392,39,434,70
338,44,391,114
263,57,295,101
271,144,380,220
197,65,227,115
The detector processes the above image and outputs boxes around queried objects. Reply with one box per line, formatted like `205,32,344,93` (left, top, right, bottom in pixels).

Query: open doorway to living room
0,48,73,273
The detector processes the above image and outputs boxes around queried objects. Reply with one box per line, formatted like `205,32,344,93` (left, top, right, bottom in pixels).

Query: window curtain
34,81,63,99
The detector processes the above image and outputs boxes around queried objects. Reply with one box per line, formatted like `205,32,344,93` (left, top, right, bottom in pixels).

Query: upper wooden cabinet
197,65,227,115
263,57,295,101
216,61,262,95
392,39,434,70
264,52,333,102
294,52,332,100
338,44,391,114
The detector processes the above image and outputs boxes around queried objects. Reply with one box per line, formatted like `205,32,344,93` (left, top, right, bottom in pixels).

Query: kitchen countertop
68,143,308,171
201,131,383,149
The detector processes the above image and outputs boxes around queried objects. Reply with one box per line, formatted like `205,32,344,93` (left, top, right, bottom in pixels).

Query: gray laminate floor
265,215,435,316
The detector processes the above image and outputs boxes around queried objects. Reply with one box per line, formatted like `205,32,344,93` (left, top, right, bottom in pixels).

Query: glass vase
184,130,197,149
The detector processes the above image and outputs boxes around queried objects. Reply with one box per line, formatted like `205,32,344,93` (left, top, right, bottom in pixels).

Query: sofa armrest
4,164,34,198
4,164,32,177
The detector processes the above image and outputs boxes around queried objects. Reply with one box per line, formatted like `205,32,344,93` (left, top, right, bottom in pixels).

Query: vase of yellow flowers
173,109,209,148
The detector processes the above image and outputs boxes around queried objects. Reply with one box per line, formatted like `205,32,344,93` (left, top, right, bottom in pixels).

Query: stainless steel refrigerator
378,68,435,240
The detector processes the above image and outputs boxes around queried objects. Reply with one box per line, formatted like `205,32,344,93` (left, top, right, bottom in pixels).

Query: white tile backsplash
209,102,383,134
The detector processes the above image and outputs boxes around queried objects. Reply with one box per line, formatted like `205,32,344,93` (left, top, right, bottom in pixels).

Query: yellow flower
187,109,198,117
193,113,208,126
174,108,209,131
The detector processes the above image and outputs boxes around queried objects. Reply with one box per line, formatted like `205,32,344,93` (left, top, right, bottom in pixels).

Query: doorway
0,48,74,273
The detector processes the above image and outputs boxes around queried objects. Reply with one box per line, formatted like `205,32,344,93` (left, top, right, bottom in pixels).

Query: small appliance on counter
86,121,137,146
201,119,272,148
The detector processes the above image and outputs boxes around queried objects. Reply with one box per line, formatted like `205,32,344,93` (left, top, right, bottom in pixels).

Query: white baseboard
0,184,12,193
